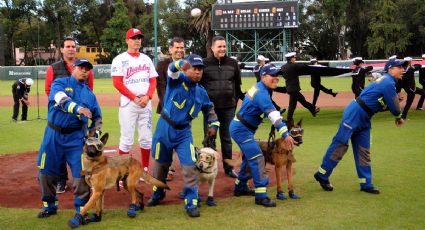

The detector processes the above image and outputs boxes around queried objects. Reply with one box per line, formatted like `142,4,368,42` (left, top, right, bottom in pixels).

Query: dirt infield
0,91,418,209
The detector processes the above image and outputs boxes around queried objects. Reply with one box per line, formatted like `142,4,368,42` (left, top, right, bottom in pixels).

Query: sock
140,148,151,169
119,149,129,155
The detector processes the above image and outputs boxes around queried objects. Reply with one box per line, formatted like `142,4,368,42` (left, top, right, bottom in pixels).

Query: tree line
1,0,424,66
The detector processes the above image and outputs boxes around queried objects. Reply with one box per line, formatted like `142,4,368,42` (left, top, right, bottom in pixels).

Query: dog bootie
127,203,142,218
288,190,300,199
276,191,286,200
37,209,57,218
186,207,200,218
206,196,216,206
86,213,102,222
68,213,87,228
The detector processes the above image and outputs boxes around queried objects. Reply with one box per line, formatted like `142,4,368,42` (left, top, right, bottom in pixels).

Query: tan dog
259,120,303,200
196,147,220,206
226,120,303,200
68,133,169,228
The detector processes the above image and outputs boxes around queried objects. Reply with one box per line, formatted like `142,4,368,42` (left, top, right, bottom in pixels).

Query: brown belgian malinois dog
68,132,170,228
226,119,303,200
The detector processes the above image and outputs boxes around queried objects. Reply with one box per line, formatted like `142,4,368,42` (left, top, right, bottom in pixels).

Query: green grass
1,77,425,229
1,109,425,229
1,77,356,97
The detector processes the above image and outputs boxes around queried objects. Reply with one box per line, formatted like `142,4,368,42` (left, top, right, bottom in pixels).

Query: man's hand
77,107,92,118
180,61,191,72
207,127,217,138
20,98,30,106
139,95,149,108
395,118,405,127
283,135,297,151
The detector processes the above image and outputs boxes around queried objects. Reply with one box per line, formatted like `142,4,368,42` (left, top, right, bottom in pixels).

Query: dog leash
267,125,275,156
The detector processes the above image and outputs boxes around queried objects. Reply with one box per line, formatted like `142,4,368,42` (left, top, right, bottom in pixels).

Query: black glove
202,135,216,150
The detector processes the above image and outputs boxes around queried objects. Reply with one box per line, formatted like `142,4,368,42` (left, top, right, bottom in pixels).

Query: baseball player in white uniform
111,28,158,172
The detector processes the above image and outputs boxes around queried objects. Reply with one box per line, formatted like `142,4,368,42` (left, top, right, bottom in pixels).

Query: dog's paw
206,196,216,206
276,192,286,200
127,203,141,218
68,213,87,228
288,190,300,199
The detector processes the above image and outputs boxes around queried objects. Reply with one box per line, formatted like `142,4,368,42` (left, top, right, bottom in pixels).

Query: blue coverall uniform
230,81,290,199
150,60,219,211
37,76,102,214
315,73,402,189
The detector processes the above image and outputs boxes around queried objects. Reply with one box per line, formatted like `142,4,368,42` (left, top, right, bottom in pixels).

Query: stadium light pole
153,0,158,65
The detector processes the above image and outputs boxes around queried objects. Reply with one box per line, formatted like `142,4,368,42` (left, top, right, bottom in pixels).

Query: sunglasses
85,138,104,151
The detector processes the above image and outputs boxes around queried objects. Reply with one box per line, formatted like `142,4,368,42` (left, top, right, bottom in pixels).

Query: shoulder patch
247,85,259,99
65,87,73,93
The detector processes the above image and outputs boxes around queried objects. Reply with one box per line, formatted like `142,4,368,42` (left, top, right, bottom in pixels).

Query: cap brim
77,63,93,69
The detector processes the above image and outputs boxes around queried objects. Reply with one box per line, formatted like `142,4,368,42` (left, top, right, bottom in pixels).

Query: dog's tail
141,172,171,190
224,152,242,167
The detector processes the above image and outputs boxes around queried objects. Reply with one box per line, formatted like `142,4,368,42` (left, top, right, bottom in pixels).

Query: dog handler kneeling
147,54,219,217
36,59,102,221
230,65,296,207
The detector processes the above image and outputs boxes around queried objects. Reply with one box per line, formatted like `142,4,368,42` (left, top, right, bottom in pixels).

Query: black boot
255,197,276,207
314,173,333,191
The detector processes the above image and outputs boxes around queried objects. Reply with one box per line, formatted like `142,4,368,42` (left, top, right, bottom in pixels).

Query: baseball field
0,77,424,229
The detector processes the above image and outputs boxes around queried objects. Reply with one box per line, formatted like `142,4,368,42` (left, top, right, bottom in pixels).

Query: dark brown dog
68,133,169,228
259,120,303,200
226,120,303,200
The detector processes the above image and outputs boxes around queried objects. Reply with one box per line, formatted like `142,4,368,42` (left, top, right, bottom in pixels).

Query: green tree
100,0,132,61
367,0,412,58
188,0,216,57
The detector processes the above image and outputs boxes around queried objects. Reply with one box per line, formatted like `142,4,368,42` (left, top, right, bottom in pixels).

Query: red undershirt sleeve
146,77,157,99
112,76,137,101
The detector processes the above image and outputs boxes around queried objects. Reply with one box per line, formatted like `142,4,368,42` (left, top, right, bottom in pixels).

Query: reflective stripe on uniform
173,99,186,109
277,126,288,136
38,152,46,169
182,82,188,91
81,154,85,171
255,187,267,194
358,178,366,184
68,102,77,113
190,144,196,162
249,153,262,160
155,142,160,160
153,186,158,192
318,167,326,175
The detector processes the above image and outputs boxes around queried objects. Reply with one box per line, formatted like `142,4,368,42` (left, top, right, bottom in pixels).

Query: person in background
416,54,425,110
310,58,337,107
400,57,425,119
12,77,33,122
201,36,244,178
351,57,373,98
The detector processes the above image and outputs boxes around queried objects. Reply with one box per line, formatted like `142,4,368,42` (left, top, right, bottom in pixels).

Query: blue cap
260,65,281,76
186,54,204,67
73,58,93,69
384,59,406,71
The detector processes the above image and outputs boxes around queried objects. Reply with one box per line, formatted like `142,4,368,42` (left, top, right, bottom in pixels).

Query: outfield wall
0,60,391,80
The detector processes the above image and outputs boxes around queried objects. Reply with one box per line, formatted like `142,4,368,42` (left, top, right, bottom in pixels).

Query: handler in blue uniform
36,59,102,219
147,54,219,218
314,59,406,194
230,65,296,207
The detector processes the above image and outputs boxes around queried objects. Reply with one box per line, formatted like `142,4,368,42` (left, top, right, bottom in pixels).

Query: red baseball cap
126,28,144,39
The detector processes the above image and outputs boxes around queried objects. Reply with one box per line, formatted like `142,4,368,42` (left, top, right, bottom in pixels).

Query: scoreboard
211,1,298,30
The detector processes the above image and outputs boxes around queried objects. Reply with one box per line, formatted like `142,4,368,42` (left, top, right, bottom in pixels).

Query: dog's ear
296,118,303,127
100,133,109,145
